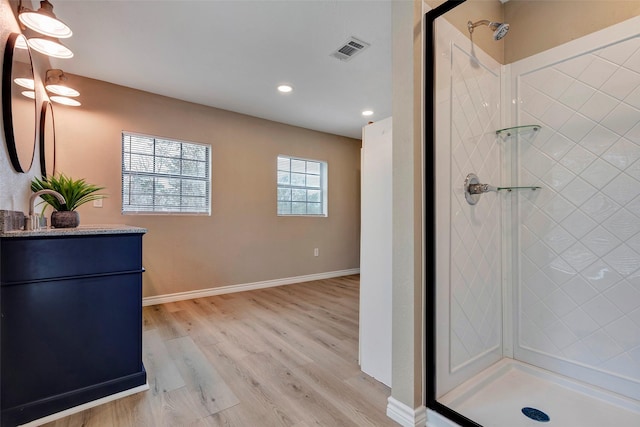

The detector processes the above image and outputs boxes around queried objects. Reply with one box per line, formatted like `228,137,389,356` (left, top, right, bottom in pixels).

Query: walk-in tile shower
425,2,640,426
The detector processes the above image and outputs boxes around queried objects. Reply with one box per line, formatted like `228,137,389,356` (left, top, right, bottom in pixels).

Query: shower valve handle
468,183,497,194
464,173,498,205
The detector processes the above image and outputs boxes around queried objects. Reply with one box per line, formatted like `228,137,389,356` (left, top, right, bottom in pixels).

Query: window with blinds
122,132,211,215
277,155,327,216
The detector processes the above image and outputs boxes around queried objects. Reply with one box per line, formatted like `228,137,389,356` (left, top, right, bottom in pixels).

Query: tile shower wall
435,18,502,395
450,44,502,372
515,35,640,399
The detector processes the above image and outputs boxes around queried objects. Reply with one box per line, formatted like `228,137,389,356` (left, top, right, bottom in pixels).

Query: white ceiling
45,0,392,139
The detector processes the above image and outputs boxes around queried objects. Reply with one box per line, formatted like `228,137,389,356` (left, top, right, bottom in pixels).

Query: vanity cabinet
0,229,147,426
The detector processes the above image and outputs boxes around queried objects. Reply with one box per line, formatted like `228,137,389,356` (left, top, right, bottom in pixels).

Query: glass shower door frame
424,1,483,426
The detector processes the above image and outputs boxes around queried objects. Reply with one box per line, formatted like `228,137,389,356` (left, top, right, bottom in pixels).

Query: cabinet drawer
1,234,142,283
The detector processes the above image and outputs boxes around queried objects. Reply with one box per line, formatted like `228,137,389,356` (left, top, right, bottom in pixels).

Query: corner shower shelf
496,124,541,137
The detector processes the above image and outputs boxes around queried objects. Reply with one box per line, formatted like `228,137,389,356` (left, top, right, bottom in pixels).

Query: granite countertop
0,224,147,238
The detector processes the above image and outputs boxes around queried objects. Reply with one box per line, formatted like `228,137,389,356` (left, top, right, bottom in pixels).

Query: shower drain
521,407,550,422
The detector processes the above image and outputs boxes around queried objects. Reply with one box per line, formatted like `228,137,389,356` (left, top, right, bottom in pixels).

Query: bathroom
0,0,639,426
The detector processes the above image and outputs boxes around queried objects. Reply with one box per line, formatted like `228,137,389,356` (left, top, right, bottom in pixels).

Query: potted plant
31,174,106,228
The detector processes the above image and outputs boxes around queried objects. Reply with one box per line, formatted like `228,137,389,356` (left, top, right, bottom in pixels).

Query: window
277,155,327,216
122,132,211,214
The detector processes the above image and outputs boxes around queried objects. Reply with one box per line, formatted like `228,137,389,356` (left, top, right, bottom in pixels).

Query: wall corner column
388,0,425,425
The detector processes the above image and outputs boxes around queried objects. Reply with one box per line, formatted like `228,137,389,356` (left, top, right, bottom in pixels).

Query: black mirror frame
2,32,37,173
39,100,56,177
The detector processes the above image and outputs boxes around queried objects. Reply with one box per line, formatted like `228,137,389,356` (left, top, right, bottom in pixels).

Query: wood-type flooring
43,275,398,426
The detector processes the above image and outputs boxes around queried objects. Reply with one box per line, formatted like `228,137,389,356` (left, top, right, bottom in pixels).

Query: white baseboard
19,383,149,427
142,268,360,306
426,409,461,427
386,397,427,427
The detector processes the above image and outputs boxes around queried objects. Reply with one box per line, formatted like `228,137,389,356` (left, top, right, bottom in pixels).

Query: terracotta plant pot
51,211,80,228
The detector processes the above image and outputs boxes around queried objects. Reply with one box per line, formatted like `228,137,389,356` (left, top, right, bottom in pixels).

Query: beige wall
391,0,424,410
505,0,640,63
49,75,361,298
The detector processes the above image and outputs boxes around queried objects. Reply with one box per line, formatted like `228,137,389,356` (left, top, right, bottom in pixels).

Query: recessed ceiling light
278,84,293,93
362,110,374,116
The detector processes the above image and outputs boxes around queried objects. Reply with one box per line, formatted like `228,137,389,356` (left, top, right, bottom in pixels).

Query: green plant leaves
31,173,106,211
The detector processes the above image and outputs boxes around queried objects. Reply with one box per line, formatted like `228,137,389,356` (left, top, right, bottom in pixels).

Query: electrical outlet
314,248,319,257
93,199,103,208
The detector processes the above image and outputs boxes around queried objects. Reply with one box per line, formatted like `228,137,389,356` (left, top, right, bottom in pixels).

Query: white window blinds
122,132,211,214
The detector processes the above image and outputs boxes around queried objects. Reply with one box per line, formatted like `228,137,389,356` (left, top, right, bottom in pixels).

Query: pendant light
26,35,73,59
45,69,79,97
14,77,35,90
50,96,80,107
18,1,73,59
14,35,29,50
45,69,81,106
18,1,72,38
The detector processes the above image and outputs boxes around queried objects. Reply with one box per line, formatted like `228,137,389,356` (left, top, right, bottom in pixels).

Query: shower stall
425,1,640,426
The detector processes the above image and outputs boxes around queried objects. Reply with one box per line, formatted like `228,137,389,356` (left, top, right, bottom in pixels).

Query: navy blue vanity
0,225,147,426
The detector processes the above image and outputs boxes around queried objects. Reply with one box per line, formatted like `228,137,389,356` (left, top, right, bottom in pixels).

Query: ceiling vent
330,37,370,62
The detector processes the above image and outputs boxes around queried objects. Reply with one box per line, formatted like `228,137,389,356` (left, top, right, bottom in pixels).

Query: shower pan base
437,359,640,427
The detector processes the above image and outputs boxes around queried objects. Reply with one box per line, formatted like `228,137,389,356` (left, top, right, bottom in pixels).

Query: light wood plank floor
44,275,398,426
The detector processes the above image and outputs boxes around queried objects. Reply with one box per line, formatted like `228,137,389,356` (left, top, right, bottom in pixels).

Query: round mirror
2,33,37,173
40,101,56,177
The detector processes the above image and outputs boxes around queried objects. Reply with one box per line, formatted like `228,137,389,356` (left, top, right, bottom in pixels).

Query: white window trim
277,154,328,217
122,131,212,216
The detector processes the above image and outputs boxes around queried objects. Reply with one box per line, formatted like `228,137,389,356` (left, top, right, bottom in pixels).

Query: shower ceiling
46,1,392,139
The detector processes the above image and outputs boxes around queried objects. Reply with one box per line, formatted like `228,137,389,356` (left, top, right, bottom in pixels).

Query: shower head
467,20,510,40
492,23,510,40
